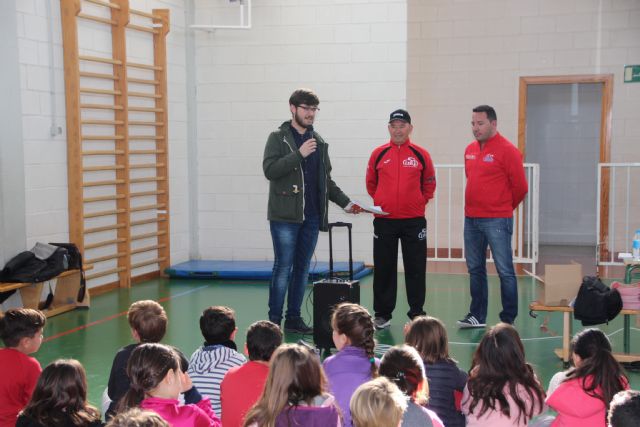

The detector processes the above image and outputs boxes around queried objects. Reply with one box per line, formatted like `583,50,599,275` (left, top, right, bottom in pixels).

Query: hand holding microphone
299,138,317,158
299,125,316,158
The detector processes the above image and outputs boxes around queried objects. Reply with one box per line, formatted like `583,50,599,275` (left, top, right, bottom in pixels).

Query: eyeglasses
297,105,320,113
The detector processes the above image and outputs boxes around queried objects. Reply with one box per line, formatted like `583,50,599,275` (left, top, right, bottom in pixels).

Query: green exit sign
624,65,640,83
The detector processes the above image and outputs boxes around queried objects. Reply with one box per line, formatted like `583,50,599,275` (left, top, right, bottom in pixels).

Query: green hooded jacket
263,121,351,232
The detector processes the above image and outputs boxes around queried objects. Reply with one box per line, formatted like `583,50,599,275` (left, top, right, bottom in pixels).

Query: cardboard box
525,263,583,306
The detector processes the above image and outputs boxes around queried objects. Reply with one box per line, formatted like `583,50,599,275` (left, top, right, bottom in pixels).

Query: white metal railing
597,163,640,266
428,163,539,272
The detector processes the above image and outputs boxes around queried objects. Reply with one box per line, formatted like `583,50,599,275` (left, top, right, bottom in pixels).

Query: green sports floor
32,273,640,407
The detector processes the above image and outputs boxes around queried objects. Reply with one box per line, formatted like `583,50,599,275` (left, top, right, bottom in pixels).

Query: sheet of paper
364,205,388,215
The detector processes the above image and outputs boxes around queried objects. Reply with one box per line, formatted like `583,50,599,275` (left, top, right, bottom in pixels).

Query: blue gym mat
165,260,372,281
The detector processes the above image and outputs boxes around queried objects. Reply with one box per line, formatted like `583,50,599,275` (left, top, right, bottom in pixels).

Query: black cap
389,109,411,124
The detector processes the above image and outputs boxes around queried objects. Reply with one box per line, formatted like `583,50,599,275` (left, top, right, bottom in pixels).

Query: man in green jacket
263,88,362,333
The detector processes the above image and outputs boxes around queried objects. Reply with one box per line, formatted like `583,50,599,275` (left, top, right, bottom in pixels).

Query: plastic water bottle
633,229,640,261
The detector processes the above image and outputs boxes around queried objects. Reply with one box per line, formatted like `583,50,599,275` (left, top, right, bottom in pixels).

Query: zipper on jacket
395,144,401,214
321,145,328,227
283,134,305,221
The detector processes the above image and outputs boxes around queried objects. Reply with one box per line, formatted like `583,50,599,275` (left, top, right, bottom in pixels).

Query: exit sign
624,65,640,83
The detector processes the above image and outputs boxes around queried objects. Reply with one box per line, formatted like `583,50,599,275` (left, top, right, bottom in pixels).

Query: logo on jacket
483,154,495,162
418,228,426,240
465,154,476,160
403,157,419,168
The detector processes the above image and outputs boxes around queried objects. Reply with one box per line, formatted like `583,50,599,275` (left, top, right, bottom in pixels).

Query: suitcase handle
328,222,353,280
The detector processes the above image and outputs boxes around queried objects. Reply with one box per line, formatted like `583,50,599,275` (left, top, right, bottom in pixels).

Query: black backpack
574,276,623,326
50,243,87,304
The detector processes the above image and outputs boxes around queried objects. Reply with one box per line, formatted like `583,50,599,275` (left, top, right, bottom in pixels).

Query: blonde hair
106,408,170,427
243,343,327,427
350,377,407,427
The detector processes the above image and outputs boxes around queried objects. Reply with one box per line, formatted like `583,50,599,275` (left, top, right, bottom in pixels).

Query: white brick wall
194,0,407,264
15,0,190,287
408,0,640,165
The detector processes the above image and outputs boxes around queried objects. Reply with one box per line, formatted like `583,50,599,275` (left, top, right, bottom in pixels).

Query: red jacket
366,140,436,219
464,133,528,218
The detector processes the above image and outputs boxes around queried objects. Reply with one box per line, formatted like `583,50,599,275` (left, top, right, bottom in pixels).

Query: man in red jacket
366,109,436,329
457,105,528,328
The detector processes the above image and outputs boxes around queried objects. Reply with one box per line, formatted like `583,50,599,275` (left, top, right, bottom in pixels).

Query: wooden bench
0,268,90,318
529,302,640,365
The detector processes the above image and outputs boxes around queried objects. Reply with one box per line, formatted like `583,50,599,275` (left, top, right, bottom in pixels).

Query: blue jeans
464,217,518,323
268,216,319,323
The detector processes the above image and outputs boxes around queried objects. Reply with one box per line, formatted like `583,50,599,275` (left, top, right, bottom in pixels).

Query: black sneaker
284,317,313,334
374,317,391,330
456,314,486,329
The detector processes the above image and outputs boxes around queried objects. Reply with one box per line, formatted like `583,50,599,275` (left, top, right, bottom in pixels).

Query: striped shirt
188,344,246,417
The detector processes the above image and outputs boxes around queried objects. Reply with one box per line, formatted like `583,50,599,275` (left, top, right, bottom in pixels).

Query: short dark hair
0,308,46,347
200,306,236,344
246,320,283,362
127,300,167,343
472,105,497,121
609,390,640,427
289,88,319,107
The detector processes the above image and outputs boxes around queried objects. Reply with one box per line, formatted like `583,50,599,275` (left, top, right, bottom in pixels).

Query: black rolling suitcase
313,222,360,351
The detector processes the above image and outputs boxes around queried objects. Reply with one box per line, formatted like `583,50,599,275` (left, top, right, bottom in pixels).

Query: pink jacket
140,396,221,427
462,383,544,427
547,376,629,427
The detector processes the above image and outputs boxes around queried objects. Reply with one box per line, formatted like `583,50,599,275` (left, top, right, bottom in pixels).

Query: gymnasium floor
35,273,640,407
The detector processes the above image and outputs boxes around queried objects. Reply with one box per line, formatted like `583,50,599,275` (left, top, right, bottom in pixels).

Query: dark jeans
464,216,518,323
373,217,427,320
268,216,319,323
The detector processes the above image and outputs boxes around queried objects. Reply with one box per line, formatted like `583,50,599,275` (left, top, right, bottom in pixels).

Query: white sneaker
456,314,486,328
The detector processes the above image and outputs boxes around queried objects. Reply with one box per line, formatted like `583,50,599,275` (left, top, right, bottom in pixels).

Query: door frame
517,74,613,260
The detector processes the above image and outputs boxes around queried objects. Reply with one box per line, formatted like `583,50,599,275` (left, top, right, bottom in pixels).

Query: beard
293,110,313,129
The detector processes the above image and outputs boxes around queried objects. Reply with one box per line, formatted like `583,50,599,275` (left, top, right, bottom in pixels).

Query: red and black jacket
366,140,436,219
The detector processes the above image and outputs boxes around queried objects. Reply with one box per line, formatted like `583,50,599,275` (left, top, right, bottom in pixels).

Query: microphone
306,124,314,139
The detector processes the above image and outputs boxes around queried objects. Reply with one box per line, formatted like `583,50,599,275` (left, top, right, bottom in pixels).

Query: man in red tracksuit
457,105,528,328
366,109,436,329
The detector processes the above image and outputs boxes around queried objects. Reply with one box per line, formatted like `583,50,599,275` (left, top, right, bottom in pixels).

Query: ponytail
115,343,179,415
118,384,146,413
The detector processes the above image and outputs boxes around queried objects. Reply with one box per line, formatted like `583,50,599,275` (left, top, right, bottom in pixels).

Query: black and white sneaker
374,317,391,330
456,314,486,328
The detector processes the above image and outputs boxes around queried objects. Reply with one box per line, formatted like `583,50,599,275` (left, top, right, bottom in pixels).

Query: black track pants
373,217,427,320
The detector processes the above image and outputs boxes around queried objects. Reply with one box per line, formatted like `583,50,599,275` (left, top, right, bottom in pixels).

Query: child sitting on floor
546,328,629,427
188,306,246,416
379,345,444,427
17,359,103,427
350,377,407,427
106,300,168,419
243,343,341,427
323,303,378,427
462,323,545,426
118,343,221,427
404,315,467,427
220,320,283,427
0,308,46,427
